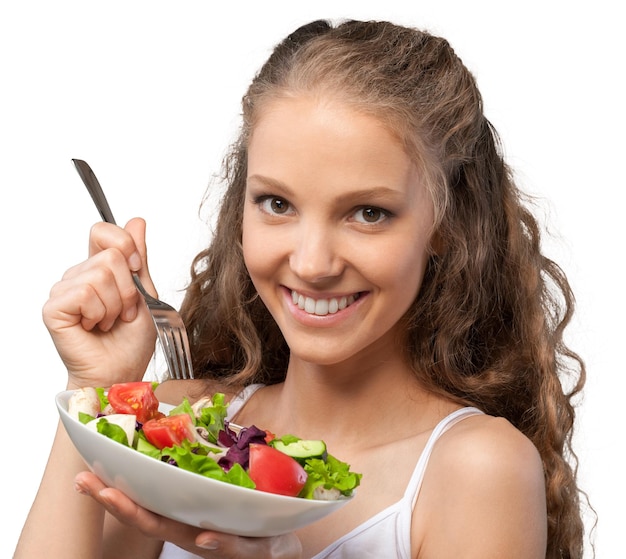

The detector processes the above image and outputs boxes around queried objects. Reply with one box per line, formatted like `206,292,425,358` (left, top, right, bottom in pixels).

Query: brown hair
180,20,587,558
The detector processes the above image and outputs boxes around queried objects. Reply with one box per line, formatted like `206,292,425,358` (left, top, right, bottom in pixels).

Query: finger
124,217,158,296
97,487,175,537
75,473,206,550
55,251,141,329
45,279,111,332
192,531,302,558
88,221,143,272
75,473,196,538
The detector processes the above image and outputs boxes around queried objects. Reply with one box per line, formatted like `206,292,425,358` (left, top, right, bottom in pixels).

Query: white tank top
159,386,483,559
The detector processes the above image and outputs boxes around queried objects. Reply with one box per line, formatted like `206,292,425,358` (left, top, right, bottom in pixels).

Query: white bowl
56,390,352,536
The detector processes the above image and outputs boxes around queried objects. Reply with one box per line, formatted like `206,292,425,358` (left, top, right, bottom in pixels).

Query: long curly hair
180,19,587,558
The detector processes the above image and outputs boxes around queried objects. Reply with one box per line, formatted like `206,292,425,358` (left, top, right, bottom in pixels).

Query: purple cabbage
218,424,268,471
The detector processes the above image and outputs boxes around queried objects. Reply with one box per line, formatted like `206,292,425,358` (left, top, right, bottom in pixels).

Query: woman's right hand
44,217,158,389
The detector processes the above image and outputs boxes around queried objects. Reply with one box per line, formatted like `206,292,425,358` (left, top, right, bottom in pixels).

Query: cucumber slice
273,439,327,461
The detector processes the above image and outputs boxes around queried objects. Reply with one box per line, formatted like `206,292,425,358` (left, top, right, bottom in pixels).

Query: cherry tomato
248,443,307,497
142,414,196,450
107,382,163,424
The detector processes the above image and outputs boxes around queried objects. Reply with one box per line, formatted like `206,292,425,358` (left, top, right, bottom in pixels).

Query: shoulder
437,412,543,484
414,412,547,558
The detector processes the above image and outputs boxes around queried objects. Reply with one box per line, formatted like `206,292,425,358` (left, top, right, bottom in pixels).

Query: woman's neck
256,353,447,452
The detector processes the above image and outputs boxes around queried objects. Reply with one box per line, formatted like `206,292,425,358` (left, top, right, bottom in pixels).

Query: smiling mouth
291,290,360,316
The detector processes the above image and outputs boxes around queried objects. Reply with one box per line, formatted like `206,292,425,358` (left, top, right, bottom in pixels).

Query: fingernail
128,251,142,271
123,305,138,321
99,489,118,512
197,538,220,550
74,481,89,496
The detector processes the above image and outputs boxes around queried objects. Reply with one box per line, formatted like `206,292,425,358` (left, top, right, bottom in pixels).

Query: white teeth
328,298,339,314
291,290,358,316
304,297,316,314
314,299,329,315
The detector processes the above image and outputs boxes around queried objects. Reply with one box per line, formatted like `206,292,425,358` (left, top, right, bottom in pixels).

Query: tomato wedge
143,414,196,450
248,443,307,497
107,382,163,424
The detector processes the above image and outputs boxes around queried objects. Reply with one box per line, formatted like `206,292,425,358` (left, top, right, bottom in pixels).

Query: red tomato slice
248,443,307,497
107,382,163,424
143,414,196,450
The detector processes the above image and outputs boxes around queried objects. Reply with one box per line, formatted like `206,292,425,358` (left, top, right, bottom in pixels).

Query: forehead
249,93,403,146
247,96,416,190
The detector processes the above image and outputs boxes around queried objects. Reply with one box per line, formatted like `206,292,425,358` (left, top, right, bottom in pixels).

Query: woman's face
242,96,435,367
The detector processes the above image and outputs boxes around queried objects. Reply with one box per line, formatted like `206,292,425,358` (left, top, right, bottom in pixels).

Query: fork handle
73,159,150,296
72,159,118,225
72,159,157,303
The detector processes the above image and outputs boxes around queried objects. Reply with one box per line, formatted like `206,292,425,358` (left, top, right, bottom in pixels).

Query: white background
1,1,622,557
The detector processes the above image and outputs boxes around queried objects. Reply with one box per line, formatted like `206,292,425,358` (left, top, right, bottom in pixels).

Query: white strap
226,383,264,420
408,407,483,510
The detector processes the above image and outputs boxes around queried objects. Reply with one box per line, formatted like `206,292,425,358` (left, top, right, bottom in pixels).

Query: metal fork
72,159,194,380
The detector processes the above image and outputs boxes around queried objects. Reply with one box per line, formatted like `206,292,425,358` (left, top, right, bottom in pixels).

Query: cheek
241,213,256,271
241,220,260,279
370,238,430,301
241,217,281,283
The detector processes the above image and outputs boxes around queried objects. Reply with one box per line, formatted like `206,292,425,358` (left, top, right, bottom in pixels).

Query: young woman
15,19,586,559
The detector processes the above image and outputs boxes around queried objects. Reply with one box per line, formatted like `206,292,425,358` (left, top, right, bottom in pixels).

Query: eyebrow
246,174,293,195
246,174,406,204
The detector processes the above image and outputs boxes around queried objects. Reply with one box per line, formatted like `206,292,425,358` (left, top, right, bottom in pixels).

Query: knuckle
98,247,127,268
90,222,137,255
89,221,106,236
47,278,65,297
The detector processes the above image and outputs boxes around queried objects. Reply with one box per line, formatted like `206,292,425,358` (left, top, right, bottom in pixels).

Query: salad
68,381,361,500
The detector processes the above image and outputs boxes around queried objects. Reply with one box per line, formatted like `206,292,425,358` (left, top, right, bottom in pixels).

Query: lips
291,290,359,316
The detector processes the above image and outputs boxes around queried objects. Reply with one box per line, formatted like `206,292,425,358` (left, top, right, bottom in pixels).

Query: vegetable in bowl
68,381,361,500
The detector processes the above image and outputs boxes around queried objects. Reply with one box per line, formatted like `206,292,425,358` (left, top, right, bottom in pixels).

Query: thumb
124,217,158,297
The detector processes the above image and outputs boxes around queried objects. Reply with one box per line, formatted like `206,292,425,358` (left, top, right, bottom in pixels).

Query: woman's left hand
74,471,303,559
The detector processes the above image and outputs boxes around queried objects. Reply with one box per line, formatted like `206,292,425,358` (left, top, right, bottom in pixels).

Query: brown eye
270,198,288,214
257,196,292,215
351,206,390,225
358,207,384,223
362,208,381,222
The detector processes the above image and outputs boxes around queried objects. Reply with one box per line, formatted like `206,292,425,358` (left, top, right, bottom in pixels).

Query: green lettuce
93,417,130,446
196,393,228,444
299,454,362,499
78,411,96,425
95,387,109,410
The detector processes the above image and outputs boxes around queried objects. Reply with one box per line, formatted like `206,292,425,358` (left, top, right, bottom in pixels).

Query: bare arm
14,422,105,558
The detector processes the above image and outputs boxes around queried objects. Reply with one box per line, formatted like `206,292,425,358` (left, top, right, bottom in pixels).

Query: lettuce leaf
94,417,130,446
95,387,109,411
299,454,362,499
197,393,228,444
78,411,96,425
168,398,196,424
135,431,161,458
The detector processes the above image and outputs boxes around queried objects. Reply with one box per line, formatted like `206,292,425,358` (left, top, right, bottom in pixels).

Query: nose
289,221,344,283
